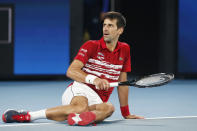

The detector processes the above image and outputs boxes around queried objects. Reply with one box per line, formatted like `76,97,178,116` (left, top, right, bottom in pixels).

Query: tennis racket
110,73,174,88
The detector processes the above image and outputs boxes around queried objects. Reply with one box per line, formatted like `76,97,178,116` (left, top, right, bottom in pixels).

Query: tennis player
2,11,144,126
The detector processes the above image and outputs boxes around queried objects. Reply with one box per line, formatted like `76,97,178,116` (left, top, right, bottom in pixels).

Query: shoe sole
67,112,96,126
67,113,76,125
78,112,96,126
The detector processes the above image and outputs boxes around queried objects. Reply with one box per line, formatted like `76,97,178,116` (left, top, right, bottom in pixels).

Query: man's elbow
66,67,72,78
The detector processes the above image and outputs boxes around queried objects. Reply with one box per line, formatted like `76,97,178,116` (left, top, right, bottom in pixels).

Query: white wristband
85,74,98,84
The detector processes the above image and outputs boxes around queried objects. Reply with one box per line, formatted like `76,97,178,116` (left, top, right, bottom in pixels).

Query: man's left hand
124,115,144,119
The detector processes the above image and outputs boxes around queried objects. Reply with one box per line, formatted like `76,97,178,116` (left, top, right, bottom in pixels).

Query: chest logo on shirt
97,52,105,60
119,57,123,61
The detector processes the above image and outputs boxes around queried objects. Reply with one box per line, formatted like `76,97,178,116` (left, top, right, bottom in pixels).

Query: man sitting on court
2,11,144,126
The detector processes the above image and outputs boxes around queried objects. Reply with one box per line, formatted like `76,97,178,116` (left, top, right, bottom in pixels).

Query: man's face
103,18,123,43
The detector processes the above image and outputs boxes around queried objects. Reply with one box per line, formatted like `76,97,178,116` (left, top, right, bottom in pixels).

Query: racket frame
110,73,174,88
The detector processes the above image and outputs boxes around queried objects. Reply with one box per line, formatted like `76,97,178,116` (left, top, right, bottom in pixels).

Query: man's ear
118,27,124,35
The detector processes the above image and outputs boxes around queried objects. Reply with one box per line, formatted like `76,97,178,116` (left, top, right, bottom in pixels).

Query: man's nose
103,27,108,31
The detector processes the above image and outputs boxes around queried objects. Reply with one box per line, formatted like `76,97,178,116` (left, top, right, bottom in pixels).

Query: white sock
29,109,46,121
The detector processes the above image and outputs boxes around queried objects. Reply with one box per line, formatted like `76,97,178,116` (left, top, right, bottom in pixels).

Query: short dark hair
103,11,126,29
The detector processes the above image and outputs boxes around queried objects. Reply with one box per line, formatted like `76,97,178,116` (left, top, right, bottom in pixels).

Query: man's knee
74,104,89,113
70,96,89,113
97,102,115,115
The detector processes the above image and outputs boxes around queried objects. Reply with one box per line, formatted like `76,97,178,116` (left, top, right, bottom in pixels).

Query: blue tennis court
0,79,197,131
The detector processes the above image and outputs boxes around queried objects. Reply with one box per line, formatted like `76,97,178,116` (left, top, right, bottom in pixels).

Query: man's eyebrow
103,23,113,25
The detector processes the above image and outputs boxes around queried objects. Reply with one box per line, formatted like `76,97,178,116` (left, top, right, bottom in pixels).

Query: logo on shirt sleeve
119,57,123,61
81,48,87,53
78,48,88,57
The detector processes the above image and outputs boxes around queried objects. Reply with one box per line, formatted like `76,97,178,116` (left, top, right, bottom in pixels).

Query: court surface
0,79,197,131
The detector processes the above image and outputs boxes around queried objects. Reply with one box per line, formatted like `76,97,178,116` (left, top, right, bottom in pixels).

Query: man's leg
2,96,89,123
67,102,115,125
46,96,89,121
90,102,115,122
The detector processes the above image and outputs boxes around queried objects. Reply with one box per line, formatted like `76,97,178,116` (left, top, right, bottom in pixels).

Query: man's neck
106,39,118,52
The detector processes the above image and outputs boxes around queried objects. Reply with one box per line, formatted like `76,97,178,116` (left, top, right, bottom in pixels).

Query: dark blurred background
0,0,196,80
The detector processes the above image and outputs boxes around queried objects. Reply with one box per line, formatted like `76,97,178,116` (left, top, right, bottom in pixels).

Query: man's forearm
66,68,88,83
117,86,129,106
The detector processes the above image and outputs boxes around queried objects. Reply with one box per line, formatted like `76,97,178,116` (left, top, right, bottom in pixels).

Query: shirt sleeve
121,45,131,72
74,41,97,65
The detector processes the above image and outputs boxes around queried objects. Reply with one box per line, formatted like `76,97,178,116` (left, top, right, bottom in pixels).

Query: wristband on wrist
120,105,130,117
85,74,98,84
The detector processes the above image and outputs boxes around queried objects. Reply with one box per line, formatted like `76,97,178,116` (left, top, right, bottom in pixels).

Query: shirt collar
100,37,120,52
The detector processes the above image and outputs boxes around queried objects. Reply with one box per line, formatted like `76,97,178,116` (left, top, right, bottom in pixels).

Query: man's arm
66,59,88,83
117,72,129,106
66,59,110,90
117,72,144,119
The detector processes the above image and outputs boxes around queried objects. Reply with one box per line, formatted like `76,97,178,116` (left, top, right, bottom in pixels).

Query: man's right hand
93,78,110,91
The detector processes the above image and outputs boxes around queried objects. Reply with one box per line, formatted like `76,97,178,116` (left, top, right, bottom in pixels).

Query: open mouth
104,33,109,36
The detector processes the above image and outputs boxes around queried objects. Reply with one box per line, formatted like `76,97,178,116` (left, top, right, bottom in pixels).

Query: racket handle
95,82,119,89
109,82,119,87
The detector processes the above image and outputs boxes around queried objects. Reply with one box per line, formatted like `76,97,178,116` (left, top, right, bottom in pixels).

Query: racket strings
135,76,168,86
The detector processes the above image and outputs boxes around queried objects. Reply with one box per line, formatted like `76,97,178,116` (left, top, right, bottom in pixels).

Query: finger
106,82,110,89
126,115,144,119
104,81,110,90
136,116,145,119
99,83,104,90
96,86,100,90
101,83,107,90
100,79,109,90
96,83,102,90
104,84,108,91
104,84,108,90
104,83,110,91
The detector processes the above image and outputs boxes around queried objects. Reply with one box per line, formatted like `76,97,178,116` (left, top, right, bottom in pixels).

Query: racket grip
95,82,119,89
109,82,119,87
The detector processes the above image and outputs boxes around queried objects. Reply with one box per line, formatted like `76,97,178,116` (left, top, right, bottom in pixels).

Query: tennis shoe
67,112,96,126
2,109,31,123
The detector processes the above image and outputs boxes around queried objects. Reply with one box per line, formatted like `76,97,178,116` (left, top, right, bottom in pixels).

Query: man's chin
104,37,111,43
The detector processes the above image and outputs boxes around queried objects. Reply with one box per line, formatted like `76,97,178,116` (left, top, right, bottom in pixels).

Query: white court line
0,122,56,127
146,116,197,120
1,116,197,127
104,116,197,122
